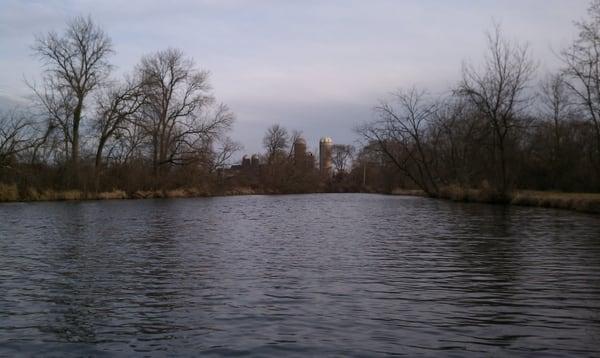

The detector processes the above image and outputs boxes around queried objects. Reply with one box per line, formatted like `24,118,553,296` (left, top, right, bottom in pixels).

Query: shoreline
0,185,281,203
391,188,600,215
1,184,599,215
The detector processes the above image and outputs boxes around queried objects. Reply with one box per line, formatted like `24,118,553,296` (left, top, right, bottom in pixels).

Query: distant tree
358,87,440,196
0,110,39,169
262,124,289,163
331,144,355,174
207,137,242,173
33,15,113,172
457,24,536,198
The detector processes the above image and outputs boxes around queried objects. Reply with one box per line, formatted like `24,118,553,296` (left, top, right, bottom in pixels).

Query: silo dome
295,137,307,145
320,137,333,143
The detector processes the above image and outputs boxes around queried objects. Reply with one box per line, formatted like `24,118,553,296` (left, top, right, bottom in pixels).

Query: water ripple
1,194,599,356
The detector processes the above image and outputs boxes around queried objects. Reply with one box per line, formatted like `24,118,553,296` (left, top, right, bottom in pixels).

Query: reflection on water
1,194,599,356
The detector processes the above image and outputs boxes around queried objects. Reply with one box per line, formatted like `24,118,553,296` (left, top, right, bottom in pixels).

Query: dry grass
390,188,426,196
97,190,128,200
0,183,19,201
438,184,503,203
511,190,600,214
165,189,189,198
223,187,258,196
131,187,212,199
24,187,41,201
132,190,156,199
392,185,600,214
39,190,84,201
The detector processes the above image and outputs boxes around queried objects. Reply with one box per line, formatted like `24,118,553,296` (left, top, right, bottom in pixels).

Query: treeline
0,16,238,198
354,4,600,200
4,4,600,202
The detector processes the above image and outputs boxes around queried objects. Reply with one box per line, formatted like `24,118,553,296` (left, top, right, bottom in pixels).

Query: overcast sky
0,0,592,155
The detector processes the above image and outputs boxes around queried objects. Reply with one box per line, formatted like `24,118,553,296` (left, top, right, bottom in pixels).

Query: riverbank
0,183,269,203
2,183,600,215
510,190,600,214
392,187,600,214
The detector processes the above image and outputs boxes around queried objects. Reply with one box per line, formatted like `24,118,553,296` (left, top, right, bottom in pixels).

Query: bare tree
457,24,536,197
207,137,242,173
262,124,289,163
33,15,113,171
105,120,147,166
93,78,144,171
166,103,235,167
30,80,75,163
358,87,440,195
331,144,355,174
561,0,600,178
137,48,232,177
0,110,39,168
432,98,488,187
539,73,577,166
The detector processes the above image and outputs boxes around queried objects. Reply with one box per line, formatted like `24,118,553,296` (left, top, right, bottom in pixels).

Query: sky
0,0,592,156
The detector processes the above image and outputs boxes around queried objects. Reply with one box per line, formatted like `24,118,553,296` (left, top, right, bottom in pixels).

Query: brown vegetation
510,191,600,214
389,186,600,214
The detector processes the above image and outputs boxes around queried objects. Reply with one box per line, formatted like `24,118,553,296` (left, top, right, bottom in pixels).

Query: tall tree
457,24,535,197
137,48,233,179
33,15,113,172
561,0,600,185
358,87,440,196
538,73,578,186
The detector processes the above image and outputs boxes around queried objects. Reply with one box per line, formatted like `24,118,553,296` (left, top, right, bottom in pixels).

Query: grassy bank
510,190,600,214
2,182,600,214
392,186,600,214
0,183,267,203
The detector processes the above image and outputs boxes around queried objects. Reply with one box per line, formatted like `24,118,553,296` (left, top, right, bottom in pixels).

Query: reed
511,191,600,214
0,183,19,202
97,190,128,200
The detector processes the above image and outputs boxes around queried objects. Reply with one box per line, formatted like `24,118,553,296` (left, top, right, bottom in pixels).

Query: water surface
1,194,599,356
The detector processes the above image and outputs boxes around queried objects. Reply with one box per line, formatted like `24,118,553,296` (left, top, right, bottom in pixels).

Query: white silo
319,137,333,177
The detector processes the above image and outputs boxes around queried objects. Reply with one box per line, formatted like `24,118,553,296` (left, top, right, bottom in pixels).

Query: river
1,194,599,356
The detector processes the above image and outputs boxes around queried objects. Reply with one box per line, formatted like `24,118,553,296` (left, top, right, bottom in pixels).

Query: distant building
293,137,311,169
229,154,261,173
294,137,307,160
319,137,333,177
251,154,260,168
241,155,251,169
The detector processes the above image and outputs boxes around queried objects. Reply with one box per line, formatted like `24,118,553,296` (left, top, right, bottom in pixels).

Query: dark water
1,194,600,357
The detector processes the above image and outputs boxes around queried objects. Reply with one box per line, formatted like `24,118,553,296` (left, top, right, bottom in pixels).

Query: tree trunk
498,138,509,200
71,100,83,188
